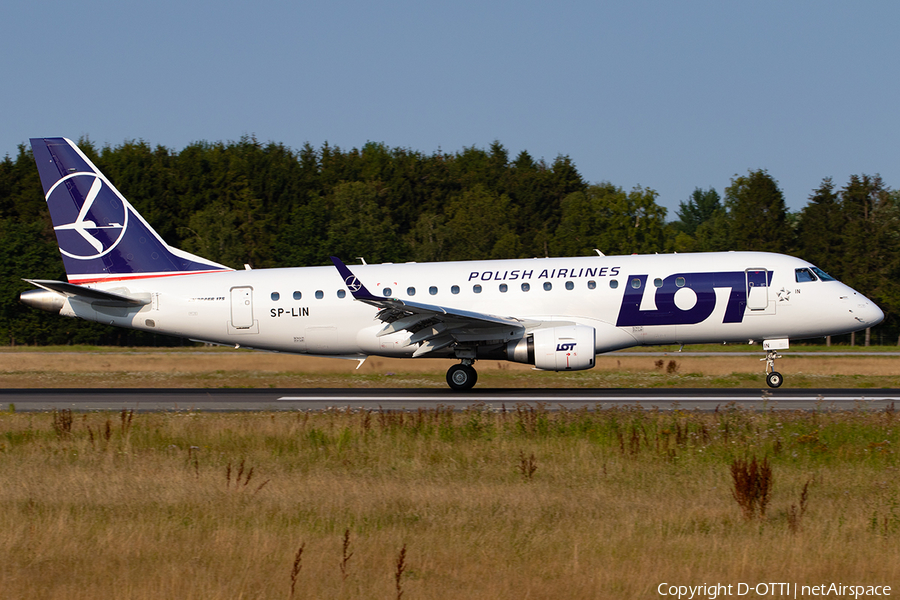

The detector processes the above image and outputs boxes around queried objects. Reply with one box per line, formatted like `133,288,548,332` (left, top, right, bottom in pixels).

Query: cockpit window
795,268,817,283
811,267,836,282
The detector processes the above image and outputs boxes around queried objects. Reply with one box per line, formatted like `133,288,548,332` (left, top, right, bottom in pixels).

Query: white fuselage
59,251,883,360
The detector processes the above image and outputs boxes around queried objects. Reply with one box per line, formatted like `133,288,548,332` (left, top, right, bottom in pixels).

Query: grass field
0,345,899,388
0,405,897,599
1,347,897,598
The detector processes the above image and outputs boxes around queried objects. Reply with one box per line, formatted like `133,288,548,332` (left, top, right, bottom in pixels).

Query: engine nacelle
506,325,596,371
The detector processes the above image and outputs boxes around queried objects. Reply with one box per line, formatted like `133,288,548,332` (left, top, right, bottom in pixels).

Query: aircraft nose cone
851,295,884,327
866,301,885,326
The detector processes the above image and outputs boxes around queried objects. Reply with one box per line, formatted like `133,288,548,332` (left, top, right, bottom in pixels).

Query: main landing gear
446,360,478,391
762,349,783,388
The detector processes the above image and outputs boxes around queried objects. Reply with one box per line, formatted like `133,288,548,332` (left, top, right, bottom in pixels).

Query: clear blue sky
3,0,897,216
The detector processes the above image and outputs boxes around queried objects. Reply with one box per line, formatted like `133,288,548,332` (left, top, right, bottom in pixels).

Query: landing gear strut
446,360,478,391
762,349,783,388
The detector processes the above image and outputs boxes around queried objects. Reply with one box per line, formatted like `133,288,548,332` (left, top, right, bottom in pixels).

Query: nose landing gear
760,339,789,388
762,348,783,388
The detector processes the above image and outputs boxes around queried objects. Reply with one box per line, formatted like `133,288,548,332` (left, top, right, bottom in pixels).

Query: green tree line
1,137,897,346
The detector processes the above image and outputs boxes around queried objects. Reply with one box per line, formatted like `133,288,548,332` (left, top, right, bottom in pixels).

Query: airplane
20,137,885,390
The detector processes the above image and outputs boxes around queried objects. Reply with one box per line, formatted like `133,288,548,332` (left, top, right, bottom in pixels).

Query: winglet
329,256,380,301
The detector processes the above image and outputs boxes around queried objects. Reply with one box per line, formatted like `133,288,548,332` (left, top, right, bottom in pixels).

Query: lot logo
616,271,769,327
46,173,127,259
556,342,577,351
344,276,362,292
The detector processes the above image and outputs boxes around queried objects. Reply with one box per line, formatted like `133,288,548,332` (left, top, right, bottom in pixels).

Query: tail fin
30,137,230,284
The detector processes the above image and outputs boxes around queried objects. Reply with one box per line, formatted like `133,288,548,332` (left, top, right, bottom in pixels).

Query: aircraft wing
24,279,150,307
330,257,529,356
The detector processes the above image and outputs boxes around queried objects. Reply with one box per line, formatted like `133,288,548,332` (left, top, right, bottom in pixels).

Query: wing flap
376,314,433,337
412,334,456,357
409,323,450,345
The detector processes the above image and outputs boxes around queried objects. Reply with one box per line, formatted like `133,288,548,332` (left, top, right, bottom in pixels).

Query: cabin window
271,292,280,301
293,291,302,300
587,280,596,289
473,284,482,293
429,286,438,295
521,283,530,292
610,280,619,289
407,287,416,296
675,277,685,288
383,287,392,297
653,278,663,288
631,278,642,289
337,289,346,299
795,268,817,283
565,281,574,290
499,283,508,293
543,282,552,291
315,290,324,299
451,285,460,295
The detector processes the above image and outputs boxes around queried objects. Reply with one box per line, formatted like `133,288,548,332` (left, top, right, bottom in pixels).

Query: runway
0,387,897,412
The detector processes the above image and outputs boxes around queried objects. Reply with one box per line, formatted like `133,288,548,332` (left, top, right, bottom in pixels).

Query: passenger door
745,269,771,312
230,287,255,329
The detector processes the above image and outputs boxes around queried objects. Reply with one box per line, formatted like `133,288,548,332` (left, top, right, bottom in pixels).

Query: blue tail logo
31,137,229,283
48,173,127,258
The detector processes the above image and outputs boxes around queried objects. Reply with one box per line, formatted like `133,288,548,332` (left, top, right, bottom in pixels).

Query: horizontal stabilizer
24,279,149,306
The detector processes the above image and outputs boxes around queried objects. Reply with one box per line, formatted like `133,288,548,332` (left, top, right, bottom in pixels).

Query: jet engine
506,325,596,371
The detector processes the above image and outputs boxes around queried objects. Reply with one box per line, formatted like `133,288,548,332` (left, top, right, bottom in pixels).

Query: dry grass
1,348,900,388
730,455,772,519
0,404,897,598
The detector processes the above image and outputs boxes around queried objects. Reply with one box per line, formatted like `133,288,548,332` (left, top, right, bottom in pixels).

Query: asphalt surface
0,387,897,412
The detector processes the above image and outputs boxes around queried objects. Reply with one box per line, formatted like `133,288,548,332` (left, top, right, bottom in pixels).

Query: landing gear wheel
761,348,784,389
446,364,478,391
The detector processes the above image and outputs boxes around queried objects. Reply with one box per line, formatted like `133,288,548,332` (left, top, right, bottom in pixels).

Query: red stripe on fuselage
67,269,234,285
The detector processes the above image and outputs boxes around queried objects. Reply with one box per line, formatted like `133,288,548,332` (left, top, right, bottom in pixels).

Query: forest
1,136,898,346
